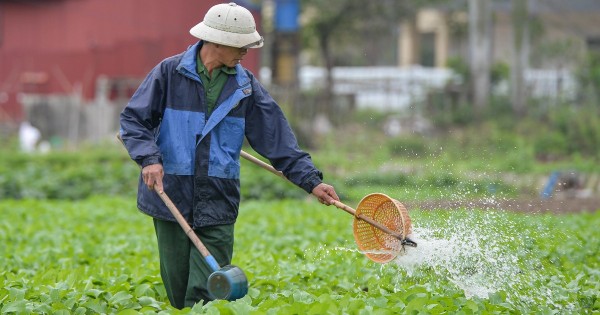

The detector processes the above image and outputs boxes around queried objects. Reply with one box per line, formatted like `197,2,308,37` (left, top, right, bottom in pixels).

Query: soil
406,197,600,214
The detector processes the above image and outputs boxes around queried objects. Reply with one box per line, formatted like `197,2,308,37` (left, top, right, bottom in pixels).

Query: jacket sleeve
244,75,323,194
119,63,167,167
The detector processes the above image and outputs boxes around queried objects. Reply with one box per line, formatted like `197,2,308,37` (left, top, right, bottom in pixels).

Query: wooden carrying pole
239,150,405,240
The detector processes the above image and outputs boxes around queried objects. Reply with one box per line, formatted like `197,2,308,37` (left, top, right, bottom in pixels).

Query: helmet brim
190,22,264,49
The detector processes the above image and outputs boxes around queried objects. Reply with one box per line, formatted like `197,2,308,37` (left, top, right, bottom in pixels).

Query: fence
296,65,579,110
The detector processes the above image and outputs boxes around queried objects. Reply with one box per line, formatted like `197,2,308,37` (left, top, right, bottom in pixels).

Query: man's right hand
142,164,164,192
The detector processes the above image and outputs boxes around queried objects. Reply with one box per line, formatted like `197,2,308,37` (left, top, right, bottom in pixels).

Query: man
119,2,339,309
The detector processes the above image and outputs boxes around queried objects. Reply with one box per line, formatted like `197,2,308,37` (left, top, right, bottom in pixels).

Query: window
587,37,600,52
420,32,436,67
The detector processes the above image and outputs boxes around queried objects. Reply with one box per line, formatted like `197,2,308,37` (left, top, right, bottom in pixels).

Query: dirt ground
407,197,600,214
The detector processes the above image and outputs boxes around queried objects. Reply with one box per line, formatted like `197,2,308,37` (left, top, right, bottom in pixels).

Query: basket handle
239,150,407,241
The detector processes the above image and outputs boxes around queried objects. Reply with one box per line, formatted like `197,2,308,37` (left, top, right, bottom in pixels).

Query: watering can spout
402,237,417,248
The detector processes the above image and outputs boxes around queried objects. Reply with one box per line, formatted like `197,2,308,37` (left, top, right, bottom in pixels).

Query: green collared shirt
197,54,236,115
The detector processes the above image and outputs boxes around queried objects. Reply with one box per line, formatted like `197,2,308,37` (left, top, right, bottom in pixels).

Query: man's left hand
312,183,340,206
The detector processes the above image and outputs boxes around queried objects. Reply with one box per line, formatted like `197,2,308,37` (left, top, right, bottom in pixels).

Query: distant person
119,2,339,308
19,121,41,152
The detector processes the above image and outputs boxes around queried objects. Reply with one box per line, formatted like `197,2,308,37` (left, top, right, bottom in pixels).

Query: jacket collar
176,41,251,88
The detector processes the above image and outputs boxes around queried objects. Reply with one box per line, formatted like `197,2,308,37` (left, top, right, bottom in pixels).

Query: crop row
1,197,598,314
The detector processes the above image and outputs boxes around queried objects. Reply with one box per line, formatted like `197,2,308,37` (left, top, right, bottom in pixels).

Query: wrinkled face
216,45,248,68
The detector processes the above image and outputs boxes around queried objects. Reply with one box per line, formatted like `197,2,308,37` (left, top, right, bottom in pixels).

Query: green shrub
534,130,569,161
425,173,460,188
387,136,430,158
566,111,600,158
351,108,390,128
240,163,306,201
576,51,600,102
547,106,600,159
490,61,510,85
0,148,139,200
344,171,412,187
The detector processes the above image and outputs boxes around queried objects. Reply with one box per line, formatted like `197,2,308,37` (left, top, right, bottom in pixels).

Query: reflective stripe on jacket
120,41,323,228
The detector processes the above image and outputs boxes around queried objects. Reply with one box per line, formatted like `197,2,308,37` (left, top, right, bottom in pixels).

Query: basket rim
356,193,410,237
352,193,412,264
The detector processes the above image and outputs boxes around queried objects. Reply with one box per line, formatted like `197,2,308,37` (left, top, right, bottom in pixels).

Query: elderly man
119,2,339,308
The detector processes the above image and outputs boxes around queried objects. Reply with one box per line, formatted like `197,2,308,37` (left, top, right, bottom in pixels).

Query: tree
468,0,492,117
510,0,529,117
300,0,420,115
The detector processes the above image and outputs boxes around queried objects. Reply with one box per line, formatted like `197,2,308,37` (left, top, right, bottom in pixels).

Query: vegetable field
1,197,598,314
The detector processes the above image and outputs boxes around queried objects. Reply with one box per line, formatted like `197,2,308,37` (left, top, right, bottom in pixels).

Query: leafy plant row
0,147,307,201
1,197,598,314
0,145,518,202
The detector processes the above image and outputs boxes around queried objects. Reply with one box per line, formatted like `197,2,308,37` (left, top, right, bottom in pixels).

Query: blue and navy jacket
119,41,323,228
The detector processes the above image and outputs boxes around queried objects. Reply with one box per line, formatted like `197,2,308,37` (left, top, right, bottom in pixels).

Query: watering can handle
155,188,221,272
239,150,406,240
117,132,222,271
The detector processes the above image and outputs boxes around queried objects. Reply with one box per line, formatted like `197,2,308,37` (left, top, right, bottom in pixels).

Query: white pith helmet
190,2,264,49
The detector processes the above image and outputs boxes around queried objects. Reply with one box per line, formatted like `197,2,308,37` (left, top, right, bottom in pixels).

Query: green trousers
153,219,235,309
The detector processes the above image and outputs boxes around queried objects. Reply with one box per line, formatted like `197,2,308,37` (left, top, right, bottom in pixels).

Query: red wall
0,0,262,121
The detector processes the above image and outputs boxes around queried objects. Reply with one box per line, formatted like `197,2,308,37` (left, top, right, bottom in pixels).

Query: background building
0,0,262,142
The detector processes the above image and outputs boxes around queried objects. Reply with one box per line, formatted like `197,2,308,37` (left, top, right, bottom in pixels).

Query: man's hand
142,164,164,192
312,183,340,206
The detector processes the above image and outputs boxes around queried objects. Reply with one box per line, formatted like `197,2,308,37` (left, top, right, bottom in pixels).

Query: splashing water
392,207,555,308
395,224,521,299
328,198,578,311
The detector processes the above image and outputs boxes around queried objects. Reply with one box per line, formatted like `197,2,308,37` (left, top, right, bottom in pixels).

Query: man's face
217,45,248,67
